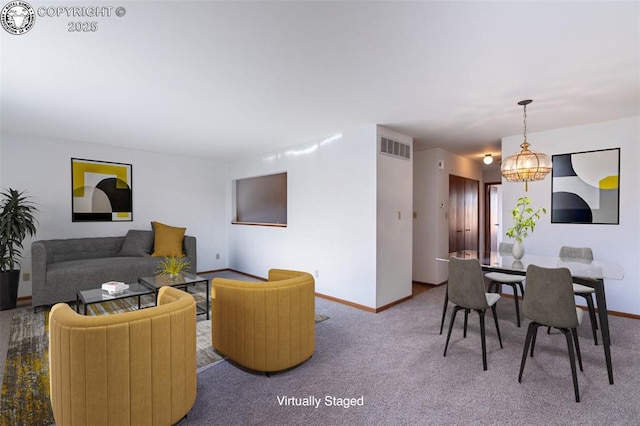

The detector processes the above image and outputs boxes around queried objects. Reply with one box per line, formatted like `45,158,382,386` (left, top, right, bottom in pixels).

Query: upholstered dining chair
519,265,584,402
558,246,599,345
485,242,526,327
444,256,503,371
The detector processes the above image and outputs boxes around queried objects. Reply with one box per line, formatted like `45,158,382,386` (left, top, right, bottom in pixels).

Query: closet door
464,177,479,250
448,175,479,253
448,175,465,253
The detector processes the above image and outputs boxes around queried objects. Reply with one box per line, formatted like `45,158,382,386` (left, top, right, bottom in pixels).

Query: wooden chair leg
519,322,538,382
530,325,539,357
510,283,521,327
463,309,469,338
561,328,581,403
581,293,599,345
440,288,448,335
444,306,461,357
490,304,503,348
478,310,487,371
571,328,584,371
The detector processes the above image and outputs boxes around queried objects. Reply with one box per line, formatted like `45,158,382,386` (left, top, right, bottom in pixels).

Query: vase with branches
505,196,546,259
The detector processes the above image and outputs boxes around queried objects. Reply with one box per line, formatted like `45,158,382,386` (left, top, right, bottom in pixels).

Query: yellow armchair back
211,268,315,373
48,286,197,426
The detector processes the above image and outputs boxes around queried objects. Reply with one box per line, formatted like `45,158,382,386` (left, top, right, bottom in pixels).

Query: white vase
512,240,525,260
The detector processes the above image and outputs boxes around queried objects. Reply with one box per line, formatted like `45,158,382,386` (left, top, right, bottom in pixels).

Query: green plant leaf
505,196,546,244
0,189,38,272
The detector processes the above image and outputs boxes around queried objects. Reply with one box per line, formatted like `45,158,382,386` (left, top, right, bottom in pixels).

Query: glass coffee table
76,282,155,315
138,273,210,319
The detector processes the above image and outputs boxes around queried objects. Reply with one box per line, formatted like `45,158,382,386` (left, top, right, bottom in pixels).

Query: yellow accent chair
48,286,197,426
211,268,315,373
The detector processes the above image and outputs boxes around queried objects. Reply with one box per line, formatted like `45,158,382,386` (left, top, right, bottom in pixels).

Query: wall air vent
380,137,411,160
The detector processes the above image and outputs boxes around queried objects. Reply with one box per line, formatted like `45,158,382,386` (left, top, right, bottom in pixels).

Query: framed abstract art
71,158,133,222
551,148,620,224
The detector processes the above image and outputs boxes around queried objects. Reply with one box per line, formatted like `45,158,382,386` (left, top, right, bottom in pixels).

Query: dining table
437,250,625,385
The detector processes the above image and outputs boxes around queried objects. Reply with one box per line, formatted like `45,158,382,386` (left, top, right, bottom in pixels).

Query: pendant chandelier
501,99,552,191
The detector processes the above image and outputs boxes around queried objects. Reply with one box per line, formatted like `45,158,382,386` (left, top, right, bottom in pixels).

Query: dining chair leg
478,309,487,371
440,289,449,335
571,328,584,371
580,293,599,345
510,283,521,327
490,304,503,348
519,321,538,382
463,309,469,338
443,305,461,357
561,328,581,402
530,325,539,357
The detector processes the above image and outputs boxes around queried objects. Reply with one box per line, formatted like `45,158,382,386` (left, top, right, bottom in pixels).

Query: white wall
413,147,484,284
376,126,413,307
228,126,379,308
1,133,228,297
501,116,640,315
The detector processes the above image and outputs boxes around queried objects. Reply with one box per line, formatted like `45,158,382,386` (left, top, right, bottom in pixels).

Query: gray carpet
181,285,640,425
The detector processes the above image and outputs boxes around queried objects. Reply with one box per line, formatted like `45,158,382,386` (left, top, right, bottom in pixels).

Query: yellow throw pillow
151,221,186,257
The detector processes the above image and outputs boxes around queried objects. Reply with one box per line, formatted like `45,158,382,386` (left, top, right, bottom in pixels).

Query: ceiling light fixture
483,154,493,165
501,99,552,191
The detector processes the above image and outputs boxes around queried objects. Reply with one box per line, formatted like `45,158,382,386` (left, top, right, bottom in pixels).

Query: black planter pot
0,270,20,310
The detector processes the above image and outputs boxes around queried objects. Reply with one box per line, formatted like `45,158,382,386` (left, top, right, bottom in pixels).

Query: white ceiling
2,1,639,166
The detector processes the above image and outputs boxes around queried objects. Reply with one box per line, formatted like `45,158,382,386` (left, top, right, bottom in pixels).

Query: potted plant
0,188,38,310
157,256,191,279
505,196,546,259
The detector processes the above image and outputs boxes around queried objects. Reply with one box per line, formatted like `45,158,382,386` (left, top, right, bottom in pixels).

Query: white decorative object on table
101,281,129,295
512,240,525,260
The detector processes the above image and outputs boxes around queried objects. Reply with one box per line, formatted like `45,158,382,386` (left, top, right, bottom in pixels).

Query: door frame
484,181,501,252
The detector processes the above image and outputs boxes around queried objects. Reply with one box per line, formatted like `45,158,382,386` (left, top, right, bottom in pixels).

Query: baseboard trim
375,295,413,313
315,292,413,313
315,293,376,313
413,280,447,287
198,268,267,281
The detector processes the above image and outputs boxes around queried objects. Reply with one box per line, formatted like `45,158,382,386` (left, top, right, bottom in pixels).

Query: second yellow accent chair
211,268,315,373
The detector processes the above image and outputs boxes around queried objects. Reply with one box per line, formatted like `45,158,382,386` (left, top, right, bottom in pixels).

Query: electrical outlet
315,270,319,278
216,253,220,260
23,272,30,281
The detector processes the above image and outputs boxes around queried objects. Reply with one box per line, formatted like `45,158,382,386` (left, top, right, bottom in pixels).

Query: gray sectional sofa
31,230,196,308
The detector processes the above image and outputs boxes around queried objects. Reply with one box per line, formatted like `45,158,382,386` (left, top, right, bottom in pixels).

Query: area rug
0,295,328,426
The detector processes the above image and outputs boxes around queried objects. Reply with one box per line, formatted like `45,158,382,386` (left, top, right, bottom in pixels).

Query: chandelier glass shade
501,100,552,191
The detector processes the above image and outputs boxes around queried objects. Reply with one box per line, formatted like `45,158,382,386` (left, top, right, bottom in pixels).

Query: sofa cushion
151,221,186,257
118,230,154,257
47,257,162,290
50,237,124,263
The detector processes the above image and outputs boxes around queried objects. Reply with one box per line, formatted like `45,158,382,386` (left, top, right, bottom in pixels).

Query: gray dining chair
444,256,503,371
519,265,584,402
558,246,599,345
485,242,526,327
